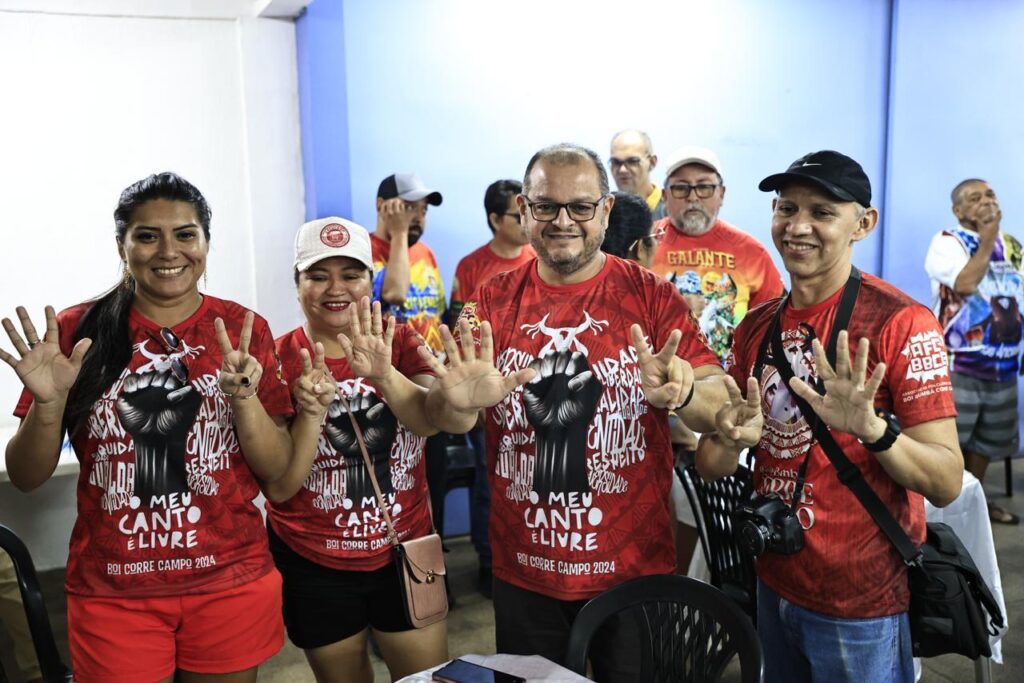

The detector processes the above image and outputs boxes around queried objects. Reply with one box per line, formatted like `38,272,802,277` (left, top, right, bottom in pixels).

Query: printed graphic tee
449,243,536,324
924,225,1024,381
267,325,435,570
371,235,446,353
726,273,956,617
458,255,720,600
14,297,293,597
652,218,785,361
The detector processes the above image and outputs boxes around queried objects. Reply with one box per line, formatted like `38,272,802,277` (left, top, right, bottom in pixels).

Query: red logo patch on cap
320,223,350,248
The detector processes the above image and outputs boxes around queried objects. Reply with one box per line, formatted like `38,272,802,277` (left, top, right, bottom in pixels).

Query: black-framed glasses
524,196,608,222
608,156,647,171
158,327,189,384
502,212,522,224
667,182,721,199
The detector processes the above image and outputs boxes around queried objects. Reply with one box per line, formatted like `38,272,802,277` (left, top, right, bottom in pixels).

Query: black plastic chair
679,460,758,623
0,525,72,682
564,574,763,683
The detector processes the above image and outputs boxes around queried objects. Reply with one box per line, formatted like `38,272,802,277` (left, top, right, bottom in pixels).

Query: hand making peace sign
293,341,336,417
214,311,262,400
630,324,695,411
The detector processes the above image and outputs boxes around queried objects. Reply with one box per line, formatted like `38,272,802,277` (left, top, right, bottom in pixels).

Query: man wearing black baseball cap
370,171,452,552
697,150,963,682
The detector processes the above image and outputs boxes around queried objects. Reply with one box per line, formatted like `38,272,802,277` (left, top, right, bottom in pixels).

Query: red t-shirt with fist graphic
459,255,720,600
726,272,956,617
266,325,435,570
13,296,293,598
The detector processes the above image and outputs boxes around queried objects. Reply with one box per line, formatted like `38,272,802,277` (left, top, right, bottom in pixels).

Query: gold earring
203,271,208,289
121,263,132,288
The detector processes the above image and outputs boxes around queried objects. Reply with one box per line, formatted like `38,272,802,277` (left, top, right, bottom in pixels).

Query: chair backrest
679,462,758,622
0,525,72,683
565,574,763,683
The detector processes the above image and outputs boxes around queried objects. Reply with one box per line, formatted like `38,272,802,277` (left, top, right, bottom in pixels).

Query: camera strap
754,268,922,565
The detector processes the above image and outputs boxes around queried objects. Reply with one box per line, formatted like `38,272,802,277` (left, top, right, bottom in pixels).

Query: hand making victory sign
337,296,395,384
713,375,764,448
418,319,537,412
293,341,336,417
787,330,887,440
215,311,263,399
630,324,694,411
0,305,92,405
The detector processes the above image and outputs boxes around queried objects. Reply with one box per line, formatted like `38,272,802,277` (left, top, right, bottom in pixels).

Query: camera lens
738,519,770,557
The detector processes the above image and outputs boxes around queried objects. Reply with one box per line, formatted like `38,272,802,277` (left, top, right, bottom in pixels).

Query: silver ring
27,340,40,349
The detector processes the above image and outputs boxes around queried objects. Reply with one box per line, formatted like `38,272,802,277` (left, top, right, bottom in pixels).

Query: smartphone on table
432,657,527,683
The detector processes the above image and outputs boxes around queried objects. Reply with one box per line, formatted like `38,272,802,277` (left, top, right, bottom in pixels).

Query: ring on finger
27,339,40,348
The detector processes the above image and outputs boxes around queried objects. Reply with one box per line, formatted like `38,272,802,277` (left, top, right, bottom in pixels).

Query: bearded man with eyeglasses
651,146,785,362
426,143,730,680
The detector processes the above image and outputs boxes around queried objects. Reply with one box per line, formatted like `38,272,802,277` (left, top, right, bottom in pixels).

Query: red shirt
370,235,446,353
449,243,536,323
458,255,720,600
652,218,785,361
14,296,293,598
266,326,435,570
726,273,956,617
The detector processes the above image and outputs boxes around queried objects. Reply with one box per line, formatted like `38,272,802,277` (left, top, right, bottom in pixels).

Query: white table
398,654,590,683
915,470,1008,682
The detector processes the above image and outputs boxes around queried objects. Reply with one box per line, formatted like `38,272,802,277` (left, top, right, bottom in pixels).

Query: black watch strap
861,411,901,452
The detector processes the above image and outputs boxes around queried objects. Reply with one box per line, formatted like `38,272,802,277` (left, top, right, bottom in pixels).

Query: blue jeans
757,579,914,683
468,427,491,568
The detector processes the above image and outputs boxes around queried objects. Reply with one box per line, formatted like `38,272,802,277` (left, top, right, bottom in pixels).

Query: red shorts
67,569,284,683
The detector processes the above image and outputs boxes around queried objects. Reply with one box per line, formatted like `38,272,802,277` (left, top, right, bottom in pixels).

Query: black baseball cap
377,172,443,206
758,150,871,206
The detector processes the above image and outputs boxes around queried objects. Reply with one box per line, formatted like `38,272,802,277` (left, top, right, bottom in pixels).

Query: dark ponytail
63,172,212,434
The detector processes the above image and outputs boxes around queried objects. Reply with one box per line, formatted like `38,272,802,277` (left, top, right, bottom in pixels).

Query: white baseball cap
294,217,373,272
663,145,724,181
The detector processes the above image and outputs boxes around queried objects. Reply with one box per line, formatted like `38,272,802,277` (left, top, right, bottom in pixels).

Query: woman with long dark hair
1,172,294,682
262,217,448,683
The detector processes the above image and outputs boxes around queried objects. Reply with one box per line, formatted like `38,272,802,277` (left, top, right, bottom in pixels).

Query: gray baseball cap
377,172,443,205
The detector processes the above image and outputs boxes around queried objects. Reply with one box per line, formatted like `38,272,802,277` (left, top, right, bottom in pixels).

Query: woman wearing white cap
263,217,448,682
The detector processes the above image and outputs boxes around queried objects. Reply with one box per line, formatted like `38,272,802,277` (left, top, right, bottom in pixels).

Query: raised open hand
215,311,262,400
294,342,337,417
713,375,763,448
338,297,395,383
417,319,536,411
0,306,92,405
630,324,694,410
788,330,886,439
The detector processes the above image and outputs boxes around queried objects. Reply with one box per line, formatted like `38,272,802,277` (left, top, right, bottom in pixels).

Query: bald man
609,129,666,220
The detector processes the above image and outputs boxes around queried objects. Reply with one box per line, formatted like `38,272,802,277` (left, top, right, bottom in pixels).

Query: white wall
0,6,305,567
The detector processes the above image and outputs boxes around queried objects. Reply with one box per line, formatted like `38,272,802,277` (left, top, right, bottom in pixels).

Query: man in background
925,178,1023,524
370,172,451,544
609,129,666,221
448,179,536,596
651,145,784,362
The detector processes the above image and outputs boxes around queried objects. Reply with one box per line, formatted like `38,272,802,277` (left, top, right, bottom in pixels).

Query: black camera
735,495,805,556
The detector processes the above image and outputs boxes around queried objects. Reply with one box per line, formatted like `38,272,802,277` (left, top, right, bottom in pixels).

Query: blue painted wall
296,0,894,289
296,0,352,220
883,0,1024,306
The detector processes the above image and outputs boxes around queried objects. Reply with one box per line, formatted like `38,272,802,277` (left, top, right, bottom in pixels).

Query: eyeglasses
608,156,647,171
524,196,608,222
158,327,189,384
667,182,721,199
502,212,522,224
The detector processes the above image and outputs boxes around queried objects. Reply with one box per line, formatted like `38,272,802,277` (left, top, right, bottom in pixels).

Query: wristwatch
861,410,901,452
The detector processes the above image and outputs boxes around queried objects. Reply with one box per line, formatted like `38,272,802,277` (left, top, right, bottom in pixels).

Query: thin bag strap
338,394,401,549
